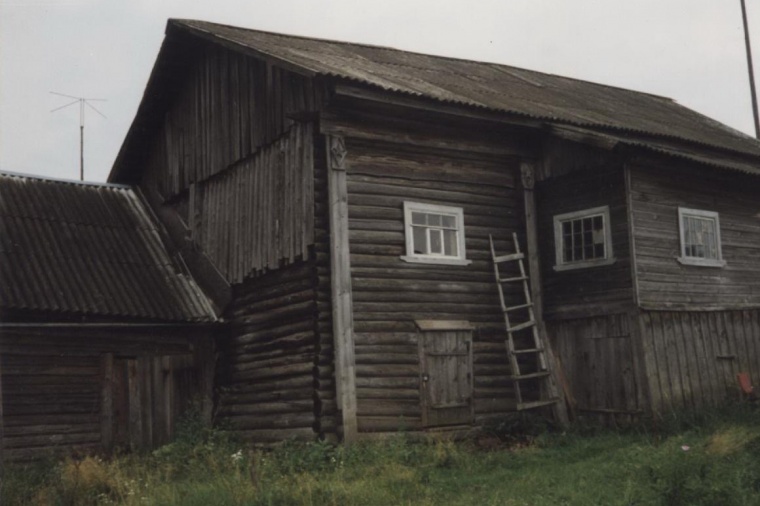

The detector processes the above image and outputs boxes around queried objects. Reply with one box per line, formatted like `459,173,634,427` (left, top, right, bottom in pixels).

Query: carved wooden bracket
329,136,347,171
520,162,535,190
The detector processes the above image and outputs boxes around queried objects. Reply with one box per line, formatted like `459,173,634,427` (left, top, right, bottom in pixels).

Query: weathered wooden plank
326,134,358,442
100,353,114,453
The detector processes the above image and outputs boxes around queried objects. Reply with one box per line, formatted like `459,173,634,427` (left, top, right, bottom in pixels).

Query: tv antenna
50,91,107,181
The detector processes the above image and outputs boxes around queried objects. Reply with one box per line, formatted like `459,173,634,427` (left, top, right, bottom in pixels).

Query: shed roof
0,172,216,322
173,19,760,158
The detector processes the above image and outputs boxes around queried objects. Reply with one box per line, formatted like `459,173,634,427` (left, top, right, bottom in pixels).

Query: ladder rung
512,347,544,355
517,399,559,411
503,303,533,312
507,320,536,332
493,252,524,263
511,371,550,380
499,275,528,283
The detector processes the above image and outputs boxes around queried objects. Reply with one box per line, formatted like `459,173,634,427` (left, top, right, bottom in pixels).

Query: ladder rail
490,233,557,412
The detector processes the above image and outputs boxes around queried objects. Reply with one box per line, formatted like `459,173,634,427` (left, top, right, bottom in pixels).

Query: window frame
677,207,726,268
400,201,471,266
553,205,616,272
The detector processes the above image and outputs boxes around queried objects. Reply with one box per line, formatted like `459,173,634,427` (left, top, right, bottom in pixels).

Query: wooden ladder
489,233,559,412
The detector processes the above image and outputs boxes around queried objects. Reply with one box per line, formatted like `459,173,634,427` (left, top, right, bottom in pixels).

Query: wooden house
0,173,217,461
109,19,760,441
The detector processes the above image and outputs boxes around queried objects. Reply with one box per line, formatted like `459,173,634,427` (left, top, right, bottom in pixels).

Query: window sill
400,255,472,266
553,257,617,272
676,257,726,268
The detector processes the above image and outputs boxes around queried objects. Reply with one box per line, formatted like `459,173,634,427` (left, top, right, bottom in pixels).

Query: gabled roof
172,19,760,159
0,172,216,322
111,19,760,185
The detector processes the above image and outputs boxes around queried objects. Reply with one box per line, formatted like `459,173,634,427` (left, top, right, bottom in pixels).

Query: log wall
1,353,101,461
537,165,633,318
195,122,315,283
216,260,320,443
141,43,324,200
341,135,524,433
629,162,760,309
638,310,760,414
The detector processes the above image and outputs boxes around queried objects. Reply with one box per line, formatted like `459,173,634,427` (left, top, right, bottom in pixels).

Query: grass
4,404,760,505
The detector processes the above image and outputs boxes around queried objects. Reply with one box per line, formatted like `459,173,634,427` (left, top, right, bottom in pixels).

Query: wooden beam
521,161,570,424
326,134,358,442
100,353,114,454
127,359,142,451
195,336,216,427
0,346,5,487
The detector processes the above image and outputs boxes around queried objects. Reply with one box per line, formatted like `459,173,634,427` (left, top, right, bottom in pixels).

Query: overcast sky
1,0,759,183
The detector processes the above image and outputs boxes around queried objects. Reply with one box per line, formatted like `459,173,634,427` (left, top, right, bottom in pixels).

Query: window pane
428,214,442,227
562,221,571,236
443,230,458,256
430,228,443,254
682,214,719,259
412,226,427,254
412,212,426,225
594,243,605,258
441,215,456,229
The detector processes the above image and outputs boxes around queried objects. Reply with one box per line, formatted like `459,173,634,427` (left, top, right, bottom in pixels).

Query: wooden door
419,325,474,427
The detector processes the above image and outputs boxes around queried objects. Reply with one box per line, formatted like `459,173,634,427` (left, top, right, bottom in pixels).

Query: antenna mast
50,92,107,181
740,0,760,139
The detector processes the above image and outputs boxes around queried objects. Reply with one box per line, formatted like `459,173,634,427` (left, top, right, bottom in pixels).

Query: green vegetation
4,404,760,505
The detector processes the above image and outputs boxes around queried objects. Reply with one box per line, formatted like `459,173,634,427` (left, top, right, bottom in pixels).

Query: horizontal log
236,427,316,443
357,399,421,417
220,399,314,416
357,388,420,400
358,416,422,432
356,364,418,377
4,432,100,449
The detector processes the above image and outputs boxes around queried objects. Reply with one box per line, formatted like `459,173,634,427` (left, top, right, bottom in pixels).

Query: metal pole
80,99,84,181
741,0,760,138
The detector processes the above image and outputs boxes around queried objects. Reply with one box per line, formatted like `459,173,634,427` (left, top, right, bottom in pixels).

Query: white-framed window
400,202,471,266
677,207,726,267
553,205,615,271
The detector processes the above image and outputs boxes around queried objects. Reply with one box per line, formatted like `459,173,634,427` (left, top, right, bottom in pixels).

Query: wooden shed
0,173,218,461
104,19,760,441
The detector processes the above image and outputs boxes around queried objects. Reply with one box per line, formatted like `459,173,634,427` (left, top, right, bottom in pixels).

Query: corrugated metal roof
172,19,760,160
0,172,216,322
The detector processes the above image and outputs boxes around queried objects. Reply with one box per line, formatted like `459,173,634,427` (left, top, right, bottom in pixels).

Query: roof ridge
0,170,133,189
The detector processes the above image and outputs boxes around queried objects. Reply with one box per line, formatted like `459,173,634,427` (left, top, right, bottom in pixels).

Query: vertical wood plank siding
638,310,760,413
343,138,523,432
217,260,319,443
537,166,633,317
629,163,760,309
548,313,643,421
196,122,315,284
142,44,323,200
